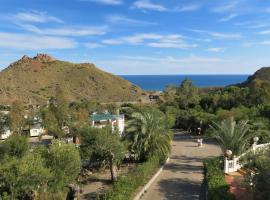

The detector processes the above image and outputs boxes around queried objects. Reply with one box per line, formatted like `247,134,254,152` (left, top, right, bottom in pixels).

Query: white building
0,127,12,140
90,113,125,135
30,124,46,137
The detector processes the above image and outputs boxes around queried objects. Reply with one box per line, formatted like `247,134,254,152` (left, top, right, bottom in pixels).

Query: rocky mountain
239,67,270,88
0,54,144,105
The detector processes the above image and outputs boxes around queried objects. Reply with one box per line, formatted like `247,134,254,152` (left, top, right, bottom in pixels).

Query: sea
120,75,250,91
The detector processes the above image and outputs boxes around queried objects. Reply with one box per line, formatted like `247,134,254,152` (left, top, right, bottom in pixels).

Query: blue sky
1,0,270,74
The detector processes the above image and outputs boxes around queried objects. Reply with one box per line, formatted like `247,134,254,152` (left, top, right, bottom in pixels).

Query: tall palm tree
209,117,256,156
125,107,172,161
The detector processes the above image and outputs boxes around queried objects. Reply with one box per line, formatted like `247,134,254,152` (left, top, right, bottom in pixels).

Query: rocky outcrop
33,54,55,62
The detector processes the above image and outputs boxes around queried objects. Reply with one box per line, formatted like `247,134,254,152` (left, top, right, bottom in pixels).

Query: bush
99,156,161,200
204,157,234,200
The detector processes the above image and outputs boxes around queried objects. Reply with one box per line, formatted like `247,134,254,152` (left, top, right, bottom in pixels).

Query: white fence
224,143,270,174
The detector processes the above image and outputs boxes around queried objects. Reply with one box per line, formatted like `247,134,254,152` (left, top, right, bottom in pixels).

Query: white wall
0,129,12,140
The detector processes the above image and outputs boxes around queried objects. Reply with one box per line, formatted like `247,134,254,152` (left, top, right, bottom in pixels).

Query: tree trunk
30,190,38,200
109,154,117,182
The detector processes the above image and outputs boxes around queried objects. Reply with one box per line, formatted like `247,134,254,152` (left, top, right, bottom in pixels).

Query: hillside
0,54,144,105
239,67,270,88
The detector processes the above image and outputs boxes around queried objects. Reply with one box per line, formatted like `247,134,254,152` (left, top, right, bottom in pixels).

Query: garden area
0,92,173,200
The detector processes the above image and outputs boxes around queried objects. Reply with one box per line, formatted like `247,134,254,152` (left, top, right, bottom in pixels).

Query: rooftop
90,113,124,122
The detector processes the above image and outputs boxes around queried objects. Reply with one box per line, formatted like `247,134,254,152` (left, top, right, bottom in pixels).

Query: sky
1,0,270,75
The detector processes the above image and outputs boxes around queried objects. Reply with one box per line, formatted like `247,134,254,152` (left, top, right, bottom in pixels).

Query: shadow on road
158,178,205,200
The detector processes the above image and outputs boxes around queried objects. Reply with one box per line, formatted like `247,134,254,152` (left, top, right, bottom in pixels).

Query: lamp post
224,150,232,173
252,137,259,151
197,127,202,147
226,150,232,158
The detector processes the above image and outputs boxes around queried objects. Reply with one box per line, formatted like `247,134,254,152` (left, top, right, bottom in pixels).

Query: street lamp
224,149,232,173
197,127,201,135
252,137,259,151
226,150,232,158
253,137,259,143
197,127,202,147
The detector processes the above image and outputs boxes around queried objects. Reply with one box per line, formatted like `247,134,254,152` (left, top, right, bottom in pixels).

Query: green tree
41,87,71,138
0,152,52,200
209,117,255,156
69,107,89,134
163,85,177,103
177,78,200,109
243,148,270,200
8,101,26,135
126,107,171,161
44,140,81,191
80,127,126,182
0,135,29,158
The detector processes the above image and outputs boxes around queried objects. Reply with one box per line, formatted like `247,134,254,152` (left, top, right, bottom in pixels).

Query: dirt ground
79,163,137,200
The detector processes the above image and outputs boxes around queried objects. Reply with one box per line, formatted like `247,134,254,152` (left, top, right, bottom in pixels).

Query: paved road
141,132,221,200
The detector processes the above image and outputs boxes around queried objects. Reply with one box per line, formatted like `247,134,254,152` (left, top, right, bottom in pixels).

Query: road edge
133,157,170,200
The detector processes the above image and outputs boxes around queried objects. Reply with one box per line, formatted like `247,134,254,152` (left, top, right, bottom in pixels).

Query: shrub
203,157,234,200
99,156,161,200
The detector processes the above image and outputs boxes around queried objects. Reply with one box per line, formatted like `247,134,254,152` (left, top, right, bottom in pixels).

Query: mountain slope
0,54,144,105
239,67,270,88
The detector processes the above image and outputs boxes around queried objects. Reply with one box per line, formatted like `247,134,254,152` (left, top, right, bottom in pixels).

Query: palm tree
209,117,255,156
125,107,172,161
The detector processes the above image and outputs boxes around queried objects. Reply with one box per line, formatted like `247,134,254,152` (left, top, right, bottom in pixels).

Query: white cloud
8,11,63,23
242,40,270,47
132,0,167,12
84,43,105,48
80,0,122,5
102,39,123,45
220,14,238,22
257,29,270,35
106,14,157,26
190,29,242,40
102,33,196,49
103,33,163,45
19,24,107,36
212,1,241,13
147,42,197,49
175,4,201,12
0,32,76,50
206,48,224,52
93,55,229,75
235,21,270,29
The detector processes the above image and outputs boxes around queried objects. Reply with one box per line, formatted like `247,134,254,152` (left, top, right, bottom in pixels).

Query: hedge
99,156,161,200
203,157,235,200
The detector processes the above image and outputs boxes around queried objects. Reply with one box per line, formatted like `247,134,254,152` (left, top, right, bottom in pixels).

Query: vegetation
0,135,81,199
42,140,81,192
100,156,161,200
41,88,70,138
208,117,256,156
0,54,144,105
242,147,270,200
125,107,172,161
204,157,234,200
8,101,26,135
159,74,270,199
1,66,270,199
80,127,126,182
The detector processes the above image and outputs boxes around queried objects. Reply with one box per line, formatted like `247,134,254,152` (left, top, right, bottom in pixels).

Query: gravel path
141,132,221,200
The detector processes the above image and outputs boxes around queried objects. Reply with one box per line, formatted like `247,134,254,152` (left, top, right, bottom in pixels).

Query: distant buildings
90,112,125,135
30,123,46,137
0,127,12,140
0,115,46,139
29,116,46,137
